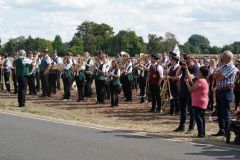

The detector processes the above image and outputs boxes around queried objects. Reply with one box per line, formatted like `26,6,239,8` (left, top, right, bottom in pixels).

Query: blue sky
0,0,240,47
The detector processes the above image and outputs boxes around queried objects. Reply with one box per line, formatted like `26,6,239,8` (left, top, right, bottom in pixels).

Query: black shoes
173,127,185,132
212,131,225,137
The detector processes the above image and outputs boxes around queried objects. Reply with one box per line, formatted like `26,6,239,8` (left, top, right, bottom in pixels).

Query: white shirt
20,56,32,65
140,62,151,77
43,55,52,64
102,61,110,73
3,58,12,70
110,68,120,80
124,62,133,74
54,56,63,65
64,63,72,70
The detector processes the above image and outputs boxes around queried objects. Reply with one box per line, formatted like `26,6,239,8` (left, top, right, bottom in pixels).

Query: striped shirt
216,63,238,89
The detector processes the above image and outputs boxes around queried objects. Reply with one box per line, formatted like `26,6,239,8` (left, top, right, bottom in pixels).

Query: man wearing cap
39,49,51,97
148,54,164,113
174,55,199,133
166,56,180,115
15,50,34,107
2,54,12,94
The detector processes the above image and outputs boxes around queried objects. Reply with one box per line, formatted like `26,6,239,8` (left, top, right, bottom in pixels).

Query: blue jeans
216,89,234,134
192,106,205,136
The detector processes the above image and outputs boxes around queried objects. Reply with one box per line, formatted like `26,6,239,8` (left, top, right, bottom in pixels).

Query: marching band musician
39,49,52,97
27,52,37,95
148,54,164,113
121,53,133,102
75,58,86,102
62,54,73,101
138,55,151,103
83,52,94,98
2,54,12,94
48,61,58,96
35,52,42,92
12,53,18,94
166,55,180,115
15,50,35,107
52,51,63,91
109,60,121,107
94,53,109,104
93,56,101,103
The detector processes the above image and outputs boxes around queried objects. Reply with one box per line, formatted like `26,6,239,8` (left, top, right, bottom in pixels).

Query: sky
0,0,240,47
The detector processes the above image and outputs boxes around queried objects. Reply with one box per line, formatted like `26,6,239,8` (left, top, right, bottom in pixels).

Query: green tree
52,35,63,55
163,32,178,52
68,36,84,55
147,34,163,54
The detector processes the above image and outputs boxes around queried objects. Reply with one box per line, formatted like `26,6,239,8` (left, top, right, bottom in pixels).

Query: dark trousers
122,77,132,101
84,74,92,97
36,71,40,92
110,82,119,107
75,77,85,101
149,85,161,111
192,106,205,136
132,76,138,91
40,72,50,96
63,77,71,99
170,83,180,115
208,90,214,111
105,80,110,99
234,89,240,109
12,72,18,93
17,76,28,106
48,73,57,96
28,74,36,95
139,76,146,100
4,72,10,92
56,71,61,90
216,89,233,134
95,79,105,104
179,87,195,130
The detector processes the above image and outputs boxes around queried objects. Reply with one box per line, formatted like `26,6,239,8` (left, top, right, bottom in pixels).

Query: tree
147,34,163,54
163,32,178,52
111,30,144,56
68,36,84,55
52,35,63,55
0,38,2,54
210,46,221,54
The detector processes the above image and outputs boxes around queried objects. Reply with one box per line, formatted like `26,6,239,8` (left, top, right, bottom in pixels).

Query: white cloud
0,0,240,47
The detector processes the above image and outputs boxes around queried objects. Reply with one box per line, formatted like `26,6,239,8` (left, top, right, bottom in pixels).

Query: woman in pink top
186,66,209,138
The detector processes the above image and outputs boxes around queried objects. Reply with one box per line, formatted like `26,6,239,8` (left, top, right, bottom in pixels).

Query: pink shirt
191,79,209,109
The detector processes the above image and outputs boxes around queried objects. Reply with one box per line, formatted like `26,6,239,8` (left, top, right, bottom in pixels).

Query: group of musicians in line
1,49,240,139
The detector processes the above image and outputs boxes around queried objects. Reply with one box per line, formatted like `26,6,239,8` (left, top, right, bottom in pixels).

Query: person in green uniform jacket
75,58,86,102
15,50,34,107
109,60,121,107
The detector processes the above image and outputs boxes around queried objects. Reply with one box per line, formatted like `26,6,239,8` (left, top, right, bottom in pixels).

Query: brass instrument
160,77,173,112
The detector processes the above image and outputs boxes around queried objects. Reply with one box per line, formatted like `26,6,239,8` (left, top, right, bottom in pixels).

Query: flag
173,44,180,57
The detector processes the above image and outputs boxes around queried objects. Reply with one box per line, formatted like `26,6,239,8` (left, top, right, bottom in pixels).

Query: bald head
222,50,233,64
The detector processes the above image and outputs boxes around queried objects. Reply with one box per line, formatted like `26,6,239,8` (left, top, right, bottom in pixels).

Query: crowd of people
0,49,240,140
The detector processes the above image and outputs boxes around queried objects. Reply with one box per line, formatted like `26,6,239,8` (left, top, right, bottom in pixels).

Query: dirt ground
0,86,238,147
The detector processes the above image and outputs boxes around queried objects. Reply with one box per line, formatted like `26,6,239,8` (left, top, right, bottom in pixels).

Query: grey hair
222,50,233,60
18,50,26,57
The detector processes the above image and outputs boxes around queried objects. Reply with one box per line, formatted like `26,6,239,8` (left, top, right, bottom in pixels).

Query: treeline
0,21,240,56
